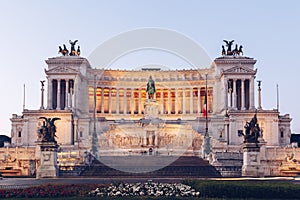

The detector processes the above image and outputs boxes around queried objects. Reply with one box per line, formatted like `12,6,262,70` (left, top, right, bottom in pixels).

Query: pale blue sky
0,1,299,136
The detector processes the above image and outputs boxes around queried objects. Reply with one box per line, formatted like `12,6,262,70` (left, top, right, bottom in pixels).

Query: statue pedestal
242,143,263,177
36,142,59,179
144,100,159,119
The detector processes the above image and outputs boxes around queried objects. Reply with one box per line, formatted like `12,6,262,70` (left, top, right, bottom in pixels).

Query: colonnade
227,78,254,110
90,86,213,115
47,79,74,110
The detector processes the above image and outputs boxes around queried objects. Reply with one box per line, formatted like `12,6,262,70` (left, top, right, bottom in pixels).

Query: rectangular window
18,131,22,137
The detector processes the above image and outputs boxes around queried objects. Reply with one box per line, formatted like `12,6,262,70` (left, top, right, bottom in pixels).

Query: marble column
233,79,237,109
241,79,245,110
138,88,141,114
101,87,105,113
250,77,255,110
182,88,186,114
160,89,164,114
47,78,52,109
131,88,134,114
197,87,201,114
190,87,193,114
116,88,120,114
108,87,112,114
65,79,69,110
224,80,228,111
175,88,178,114
167,88,171,114
124,88,127,114
57,79,61,110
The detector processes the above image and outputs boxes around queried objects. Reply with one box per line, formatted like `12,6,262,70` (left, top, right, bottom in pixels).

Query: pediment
45,66,79,74
222,66,256,74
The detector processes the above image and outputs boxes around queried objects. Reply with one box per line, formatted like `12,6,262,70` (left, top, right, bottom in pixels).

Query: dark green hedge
183,179,300,199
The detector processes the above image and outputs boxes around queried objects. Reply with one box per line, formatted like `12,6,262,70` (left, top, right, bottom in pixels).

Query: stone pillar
241,79,245,110
190,87,194,114
250,77,255,110
70,87,73,109
197,87,201,114
36,142,59,179
124,88,127,114
116,88,120,114
108,87,112,114
182,88,186,114
232,79,237,109
47,79,52,110
175,88,178,114
143,135,147,146
257,81,262,110
138,88,142,114
224,80,228,111
242,143,264,177
40,80,45,110
57,79,61,110
154,132,158,147
131,88,134,114
167,88,171,114
65,79,69,110
101,87,105,113
160,89,164,114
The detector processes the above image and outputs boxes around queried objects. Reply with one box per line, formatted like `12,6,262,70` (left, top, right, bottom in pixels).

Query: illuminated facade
4,54,296,177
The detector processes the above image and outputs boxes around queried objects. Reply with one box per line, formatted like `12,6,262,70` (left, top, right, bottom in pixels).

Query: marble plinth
36,142,59,179
242,143,263,177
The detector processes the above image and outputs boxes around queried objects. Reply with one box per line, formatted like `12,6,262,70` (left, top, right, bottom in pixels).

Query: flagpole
23,84,25,111
276,84,279,111
202,73,211,159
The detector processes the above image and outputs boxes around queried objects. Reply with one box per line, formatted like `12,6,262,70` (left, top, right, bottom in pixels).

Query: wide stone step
60,156,221,178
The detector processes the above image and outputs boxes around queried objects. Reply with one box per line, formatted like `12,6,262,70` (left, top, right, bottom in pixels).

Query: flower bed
0,183,107,198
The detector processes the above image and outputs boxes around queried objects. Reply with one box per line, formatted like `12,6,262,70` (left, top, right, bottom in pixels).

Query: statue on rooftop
69,40,78,56
146,75,156,100
223,40,234,55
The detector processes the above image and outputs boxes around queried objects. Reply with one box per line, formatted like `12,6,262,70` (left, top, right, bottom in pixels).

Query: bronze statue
58,44,69,56
69,40,78,56
39,117,61,143
232,44,239,56
146,75,156,99
223,40,234,55
221,45,226,56
238,45,243,55
76,46,81,56
241,114,261,143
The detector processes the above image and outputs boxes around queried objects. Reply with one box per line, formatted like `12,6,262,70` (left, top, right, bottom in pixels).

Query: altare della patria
1,35,299,178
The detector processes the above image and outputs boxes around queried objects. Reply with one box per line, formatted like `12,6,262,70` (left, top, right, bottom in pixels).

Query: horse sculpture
58,44,69,56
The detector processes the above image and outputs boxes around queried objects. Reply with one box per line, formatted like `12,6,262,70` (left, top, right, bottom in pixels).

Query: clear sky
0,1,299,136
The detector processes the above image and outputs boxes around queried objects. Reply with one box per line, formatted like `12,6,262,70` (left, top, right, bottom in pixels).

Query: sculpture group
241,114,261,143
38,117,61,143
58,40,80,56
222,40,243,56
